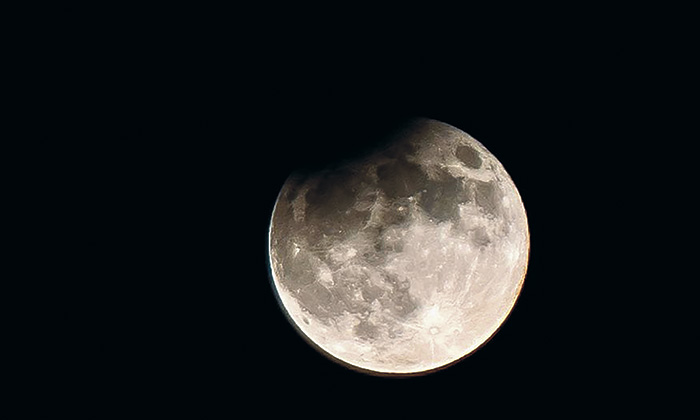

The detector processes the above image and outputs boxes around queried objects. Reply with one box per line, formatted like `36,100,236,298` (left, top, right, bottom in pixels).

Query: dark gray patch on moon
300,170,374,246
470,180,502,217
283,181,301,202
455,145,482,169
419,172,470,223
354,320,380,341
386,287,417,317
381,135,418,159
331,269,371,307
281,249,318,290
376,200,411,227
305,170,357,214
297,282,334,318
361,283,384,302
376,159,427,199
470,226,492,247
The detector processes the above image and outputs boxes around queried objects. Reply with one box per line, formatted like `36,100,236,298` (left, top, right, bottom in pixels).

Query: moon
268,118,529,375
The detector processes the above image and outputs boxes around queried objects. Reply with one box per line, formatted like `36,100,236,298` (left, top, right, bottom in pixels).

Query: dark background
29,4,691,415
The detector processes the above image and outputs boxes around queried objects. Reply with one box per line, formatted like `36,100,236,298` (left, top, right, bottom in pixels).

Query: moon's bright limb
268,118,529,375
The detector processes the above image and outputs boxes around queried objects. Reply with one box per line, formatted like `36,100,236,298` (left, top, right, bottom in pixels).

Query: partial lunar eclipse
268,118,529,375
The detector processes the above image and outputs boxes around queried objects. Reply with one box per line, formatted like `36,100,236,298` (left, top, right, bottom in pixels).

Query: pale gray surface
268,119,529,374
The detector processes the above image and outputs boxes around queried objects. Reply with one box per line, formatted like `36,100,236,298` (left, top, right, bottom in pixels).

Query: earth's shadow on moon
288,116,425,179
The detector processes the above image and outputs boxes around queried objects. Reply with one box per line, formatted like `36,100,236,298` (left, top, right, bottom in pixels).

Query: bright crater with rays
268,118,529,374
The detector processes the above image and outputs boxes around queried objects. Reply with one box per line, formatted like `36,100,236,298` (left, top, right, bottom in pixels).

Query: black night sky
36,4,689,415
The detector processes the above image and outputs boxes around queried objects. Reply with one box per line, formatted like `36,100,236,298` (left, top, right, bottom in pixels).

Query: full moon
268,118,529,375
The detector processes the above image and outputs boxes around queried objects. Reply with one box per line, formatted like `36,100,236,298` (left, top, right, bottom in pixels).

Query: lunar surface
268,118,529,375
